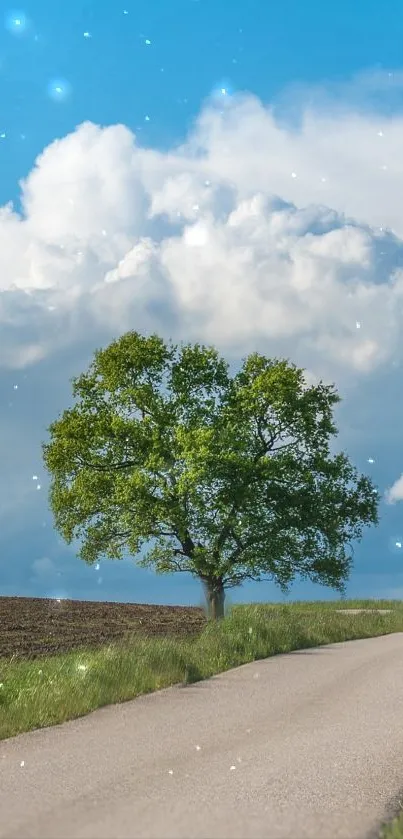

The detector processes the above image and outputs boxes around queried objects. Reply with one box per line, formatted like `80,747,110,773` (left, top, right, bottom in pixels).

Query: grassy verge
381,812,403,839
1,599,403,742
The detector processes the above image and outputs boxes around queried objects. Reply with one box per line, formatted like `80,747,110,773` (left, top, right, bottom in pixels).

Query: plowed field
0,596,207,661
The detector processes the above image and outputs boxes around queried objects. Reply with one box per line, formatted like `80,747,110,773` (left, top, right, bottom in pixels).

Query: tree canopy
42,331,379,619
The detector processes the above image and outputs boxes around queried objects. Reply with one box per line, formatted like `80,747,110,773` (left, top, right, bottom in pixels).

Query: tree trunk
203,578,225,620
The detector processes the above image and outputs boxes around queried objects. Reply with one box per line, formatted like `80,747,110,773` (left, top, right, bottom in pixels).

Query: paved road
2,632,403,839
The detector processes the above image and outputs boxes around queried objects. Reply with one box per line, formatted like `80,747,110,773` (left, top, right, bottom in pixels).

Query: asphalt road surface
2,631,403,839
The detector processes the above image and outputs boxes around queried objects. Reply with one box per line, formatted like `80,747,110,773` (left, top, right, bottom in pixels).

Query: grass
381,813,403,839
2,597,403,743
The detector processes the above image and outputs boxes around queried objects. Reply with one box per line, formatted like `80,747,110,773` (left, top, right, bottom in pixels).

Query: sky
2,0,403,608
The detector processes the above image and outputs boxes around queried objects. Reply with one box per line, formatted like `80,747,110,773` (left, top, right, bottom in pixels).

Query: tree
42,331,379,620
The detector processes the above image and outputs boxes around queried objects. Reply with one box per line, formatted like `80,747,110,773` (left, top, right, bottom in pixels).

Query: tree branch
77,456,139,472
223,527,256,567
223,571,275,588
212,418,276,554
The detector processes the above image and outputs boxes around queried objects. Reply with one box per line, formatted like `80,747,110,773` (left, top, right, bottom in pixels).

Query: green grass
1,598,403,743
250,598,403,611
381,812,403,839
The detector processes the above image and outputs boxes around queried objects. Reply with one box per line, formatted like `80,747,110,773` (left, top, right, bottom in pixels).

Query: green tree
42,331,379,620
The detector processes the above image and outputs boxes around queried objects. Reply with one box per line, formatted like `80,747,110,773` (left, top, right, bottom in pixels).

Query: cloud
385,474,403,504
3,70,403,549
191,77,403,236
1,75,403,382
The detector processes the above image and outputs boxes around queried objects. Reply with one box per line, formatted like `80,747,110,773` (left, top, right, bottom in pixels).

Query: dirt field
0,596,207,661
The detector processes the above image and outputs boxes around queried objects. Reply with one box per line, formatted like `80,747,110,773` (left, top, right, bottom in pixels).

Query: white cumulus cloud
385,474,403,504
1,83,403,380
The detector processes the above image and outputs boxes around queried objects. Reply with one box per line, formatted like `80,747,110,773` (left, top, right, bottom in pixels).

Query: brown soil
0,596,207,661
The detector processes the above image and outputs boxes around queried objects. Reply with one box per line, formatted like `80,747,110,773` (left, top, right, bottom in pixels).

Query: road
2,631,403,839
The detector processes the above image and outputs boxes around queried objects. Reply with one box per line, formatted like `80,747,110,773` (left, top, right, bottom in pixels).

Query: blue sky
2,0,403,607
